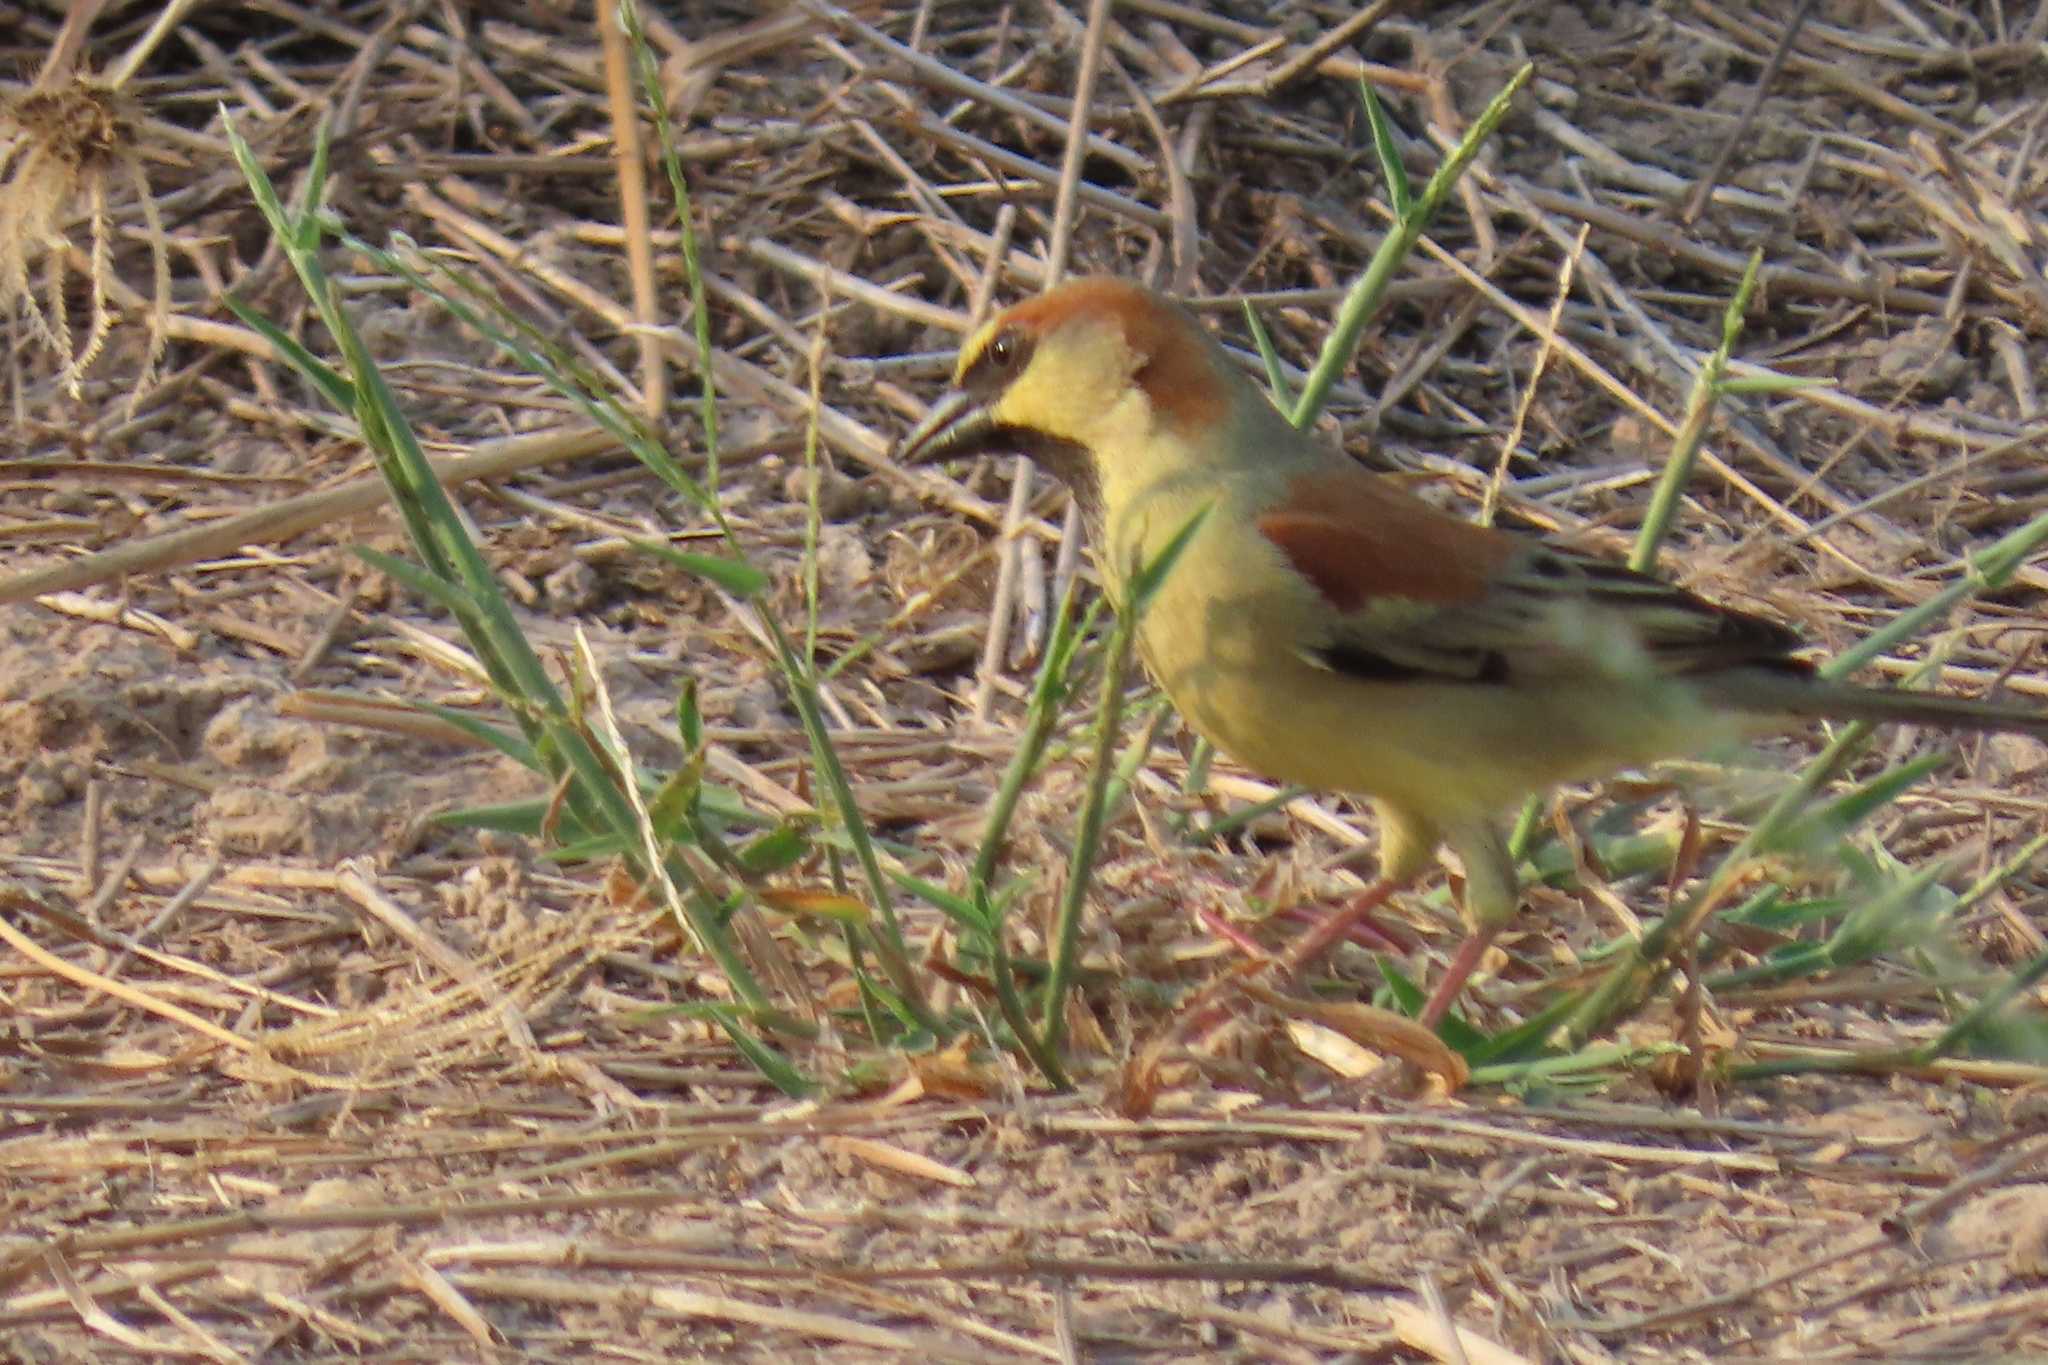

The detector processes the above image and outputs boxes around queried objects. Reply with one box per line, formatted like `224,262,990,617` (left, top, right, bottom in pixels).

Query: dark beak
896,388,998,466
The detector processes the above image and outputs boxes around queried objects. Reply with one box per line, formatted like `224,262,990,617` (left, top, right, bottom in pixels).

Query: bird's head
896,278,1238,510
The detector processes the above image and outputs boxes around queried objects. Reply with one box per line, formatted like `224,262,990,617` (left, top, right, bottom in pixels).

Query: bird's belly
1150,643,1724,822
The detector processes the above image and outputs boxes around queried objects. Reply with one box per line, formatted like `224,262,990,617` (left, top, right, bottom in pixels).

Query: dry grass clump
0,73,169,403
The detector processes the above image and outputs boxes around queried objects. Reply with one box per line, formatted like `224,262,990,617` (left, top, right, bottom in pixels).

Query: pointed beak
896,387,997,466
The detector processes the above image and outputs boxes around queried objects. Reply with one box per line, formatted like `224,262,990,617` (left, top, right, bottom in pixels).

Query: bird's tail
1702,670,2048,743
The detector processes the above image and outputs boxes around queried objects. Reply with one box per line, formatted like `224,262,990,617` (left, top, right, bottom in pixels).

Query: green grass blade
1359,77,1413,219
971,581,1099,892
1289,63,1533,427
1630,248,1763,572
220,296,355,409
1241,301,1294,407
1039,506,1210,1061
630,540,769,597
413,703,542,768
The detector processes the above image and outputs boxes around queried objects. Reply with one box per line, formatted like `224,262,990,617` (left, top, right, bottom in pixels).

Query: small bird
899,277,2048,1028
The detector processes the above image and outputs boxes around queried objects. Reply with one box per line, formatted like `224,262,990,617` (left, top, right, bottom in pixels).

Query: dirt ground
4,1,2048,1359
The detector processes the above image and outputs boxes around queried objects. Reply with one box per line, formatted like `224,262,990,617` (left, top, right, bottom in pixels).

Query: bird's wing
1257,470,1806,687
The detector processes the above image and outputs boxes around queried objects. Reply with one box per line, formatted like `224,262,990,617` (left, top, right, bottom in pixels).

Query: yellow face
896,278,1232,494
973,315,1149,451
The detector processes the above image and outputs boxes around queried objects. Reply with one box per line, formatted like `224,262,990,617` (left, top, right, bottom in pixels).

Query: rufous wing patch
1258,470,1512,611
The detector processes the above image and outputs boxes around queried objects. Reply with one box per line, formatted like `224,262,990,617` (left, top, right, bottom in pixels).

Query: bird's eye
964,327,1030,394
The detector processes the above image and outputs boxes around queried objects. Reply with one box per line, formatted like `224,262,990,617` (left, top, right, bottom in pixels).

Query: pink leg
1197,907,1274,960
1417,925,1501,1028
1276,903,1413,955
1201,900,1405,962
1277,877,1409,979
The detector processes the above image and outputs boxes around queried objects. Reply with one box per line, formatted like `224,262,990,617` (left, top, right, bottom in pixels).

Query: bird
897,276,2048,1030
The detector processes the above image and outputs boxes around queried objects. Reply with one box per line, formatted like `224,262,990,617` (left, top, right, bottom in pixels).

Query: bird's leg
1197,907,1275,959
1417,821,1519,1028
1274,876,1410,979
1275,903,1413,954
1177,878,1409,1061
1416,925,1500,1027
